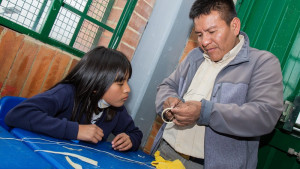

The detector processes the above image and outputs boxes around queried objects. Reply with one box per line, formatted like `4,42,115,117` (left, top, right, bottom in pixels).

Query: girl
5,46,142,151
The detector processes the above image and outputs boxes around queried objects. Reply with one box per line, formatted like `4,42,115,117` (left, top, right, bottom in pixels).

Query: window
0,0,137,57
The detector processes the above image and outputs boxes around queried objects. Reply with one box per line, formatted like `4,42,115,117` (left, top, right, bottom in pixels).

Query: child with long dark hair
5,46,142,151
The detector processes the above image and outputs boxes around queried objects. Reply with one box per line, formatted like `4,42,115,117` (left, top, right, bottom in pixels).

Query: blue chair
0,96,26,130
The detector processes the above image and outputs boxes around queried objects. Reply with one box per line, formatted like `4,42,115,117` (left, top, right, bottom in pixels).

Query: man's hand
163,97,182,121
77,124,104,143
171,100,201,126
111,133,132,151
163,97,182,109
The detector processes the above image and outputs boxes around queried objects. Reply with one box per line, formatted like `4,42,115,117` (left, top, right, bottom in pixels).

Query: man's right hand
163,97,182,121
163,97,181,109
77,124,104,143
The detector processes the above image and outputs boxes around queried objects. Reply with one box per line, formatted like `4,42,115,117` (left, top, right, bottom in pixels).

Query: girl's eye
117,82,124,86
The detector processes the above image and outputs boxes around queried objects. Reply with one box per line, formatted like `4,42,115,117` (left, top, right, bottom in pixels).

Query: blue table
10,128,155,169
0,126,53,169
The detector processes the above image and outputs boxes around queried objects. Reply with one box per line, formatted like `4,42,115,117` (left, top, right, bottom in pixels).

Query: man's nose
201,34,211,47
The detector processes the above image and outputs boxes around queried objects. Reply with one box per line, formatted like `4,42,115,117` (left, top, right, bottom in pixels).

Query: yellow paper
151,151,185,169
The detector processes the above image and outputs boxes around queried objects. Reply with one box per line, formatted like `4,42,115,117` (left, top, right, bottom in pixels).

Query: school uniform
5,84,143,151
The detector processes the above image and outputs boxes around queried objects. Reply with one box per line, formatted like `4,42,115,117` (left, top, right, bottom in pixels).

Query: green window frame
0,0,137,57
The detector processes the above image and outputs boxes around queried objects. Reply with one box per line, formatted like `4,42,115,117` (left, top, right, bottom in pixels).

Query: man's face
194,10,240,62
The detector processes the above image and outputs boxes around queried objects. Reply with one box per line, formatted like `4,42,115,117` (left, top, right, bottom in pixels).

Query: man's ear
231,17,241,36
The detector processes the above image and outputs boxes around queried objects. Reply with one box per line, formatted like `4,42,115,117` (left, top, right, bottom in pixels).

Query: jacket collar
228,31,250,66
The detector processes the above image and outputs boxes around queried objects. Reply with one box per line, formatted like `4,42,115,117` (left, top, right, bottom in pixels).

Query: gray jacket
151,32,283,169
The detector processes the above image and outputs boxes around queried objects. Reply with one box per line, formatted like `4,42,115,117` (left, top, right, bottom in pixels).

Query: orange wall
117,0,156,60
0,26,80,98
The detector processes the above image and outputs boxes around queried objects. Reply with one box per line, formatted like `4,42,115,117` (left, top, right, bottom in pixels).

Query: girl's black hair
56,46,132,123
189,0,237,25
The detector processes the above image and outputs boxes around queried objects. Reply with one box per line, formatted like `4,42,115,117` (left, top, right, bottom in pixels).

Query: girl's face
102,76,131,107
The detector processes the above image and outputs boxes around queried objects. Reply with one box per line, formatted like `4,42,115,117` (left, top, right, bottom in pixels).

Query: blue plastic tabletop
0,126,53,169
10,128,155,169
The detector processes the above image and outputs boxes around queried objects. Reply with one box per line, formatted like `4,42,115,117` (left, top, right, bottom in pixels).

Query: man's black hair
189,0,237,25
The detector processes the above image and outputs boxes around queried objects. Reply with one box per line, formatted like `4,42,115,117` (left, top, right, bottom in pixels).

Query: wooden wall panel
2,38,39,96
20,46,56,98
0,26,80,98
0,28,24,87
41,51,72,92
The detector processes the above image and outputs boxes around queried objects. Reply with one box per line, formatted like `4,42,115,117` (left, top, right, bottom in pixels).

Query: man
150,0,283,168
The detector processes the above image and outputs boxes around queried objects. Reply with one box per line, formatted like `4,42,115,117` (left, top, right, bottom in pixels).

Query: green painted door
236,0,300,168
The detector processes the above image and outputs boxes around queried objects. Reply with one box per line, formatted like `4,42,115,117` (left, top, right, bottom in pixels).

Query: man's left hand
171,101,201,126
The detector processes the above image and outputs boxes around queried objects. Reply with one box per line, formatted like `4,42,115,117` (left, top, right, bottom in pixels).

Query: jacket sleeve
198,52,284,137
5,85,78,140
155,54,192,116
112,108,143,151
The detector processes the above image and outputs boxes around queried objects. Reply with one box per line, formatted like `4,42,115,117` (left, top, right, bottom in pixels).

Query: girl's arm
5,84,79,140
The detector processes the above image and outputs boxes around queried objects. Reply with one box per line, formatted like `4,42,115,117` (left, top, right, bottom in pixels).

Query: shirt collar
98,99,110,109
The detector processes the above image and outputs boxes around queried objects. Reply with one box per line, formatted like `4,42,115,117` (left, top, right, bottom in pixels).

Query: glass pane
0,0,52,32
87,0,109,22
49,7,80,45
73,19,106,52
64,0,87,12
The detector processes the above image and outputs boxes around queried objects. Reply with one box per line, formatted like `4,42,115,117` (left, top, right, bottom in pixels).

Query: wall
99,0,157,60
117,0,156,60
0,26,79,98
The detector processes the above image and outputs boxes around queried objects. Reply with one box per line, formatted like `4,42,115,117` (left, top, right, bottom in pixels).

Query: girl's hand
77,124,104,143
111,133,132,151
